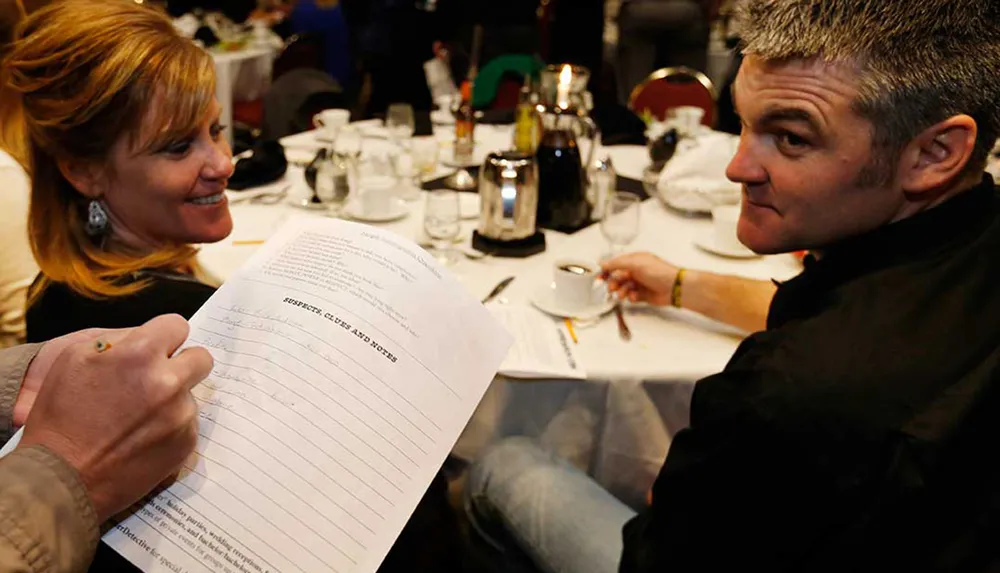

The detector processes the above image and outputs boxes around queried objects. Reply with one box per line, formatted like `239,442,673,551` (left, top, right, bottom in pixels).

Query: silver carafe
477,151,539,241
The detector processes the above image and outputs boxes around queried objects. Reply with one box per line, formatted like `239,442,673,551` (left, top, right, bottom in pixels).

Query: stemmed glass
386,103,415,149
600,192,641,259
423,190,461,265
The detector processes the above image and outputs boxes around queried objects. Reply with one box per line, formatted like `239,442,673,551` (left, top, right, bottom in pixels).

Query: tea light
557,64,572,110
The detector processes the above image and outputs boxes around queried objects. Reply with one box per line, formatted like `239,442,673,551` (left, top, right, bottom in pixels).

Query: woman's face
102,98,234,249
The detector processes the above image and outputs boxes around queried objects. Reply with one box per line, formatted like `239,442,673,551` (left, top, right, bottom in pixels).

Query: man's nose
726,135,767,185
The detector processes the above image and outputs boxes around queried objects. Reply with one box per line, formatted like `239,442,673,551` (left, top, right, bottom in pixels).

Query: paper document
100,218,512,573
487,304,585,380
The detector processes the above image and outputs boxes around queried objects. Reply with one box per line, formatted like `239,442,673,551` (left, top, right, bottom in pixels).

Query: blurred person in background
0,0,40,348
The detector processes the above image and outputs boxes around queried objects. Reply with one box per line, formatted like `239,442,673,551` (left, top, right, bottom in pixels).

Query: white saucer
694,230,760,259
529,281,616,320
343,199,409,223
440,149,481,169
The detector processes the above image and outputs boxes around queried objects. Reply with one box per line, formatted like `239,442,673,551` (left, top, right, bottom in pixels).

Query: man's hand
13,328,119,427
600,252,680,306
19,315,213,523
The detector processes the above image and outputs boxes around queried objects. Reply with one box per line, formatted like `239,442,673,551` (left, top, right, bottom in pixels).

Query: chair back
272,33,325,81
628,66,716,126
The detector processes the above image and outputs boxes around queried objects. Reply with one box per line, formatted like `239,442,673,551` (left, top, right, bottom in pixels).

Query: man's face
727,56,907,254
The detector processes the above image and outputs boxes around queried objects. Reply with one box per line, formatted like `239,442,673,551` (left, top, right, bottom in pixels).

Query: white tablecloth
205,124,803,506
211,45,278,144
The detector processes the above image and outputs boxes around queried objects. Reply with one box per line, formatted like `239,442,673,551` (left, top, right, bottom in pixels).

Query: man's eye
776,131,810,152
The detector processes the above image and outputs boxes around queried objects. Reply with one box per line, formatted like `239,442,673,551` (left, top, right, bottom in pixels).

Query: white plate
343,199,410,223
530,281,616,320
694,230,760,259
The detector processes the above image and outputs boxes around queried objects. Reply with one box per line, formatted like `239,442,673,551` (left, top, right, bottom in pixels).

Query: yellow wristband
671,268,686,308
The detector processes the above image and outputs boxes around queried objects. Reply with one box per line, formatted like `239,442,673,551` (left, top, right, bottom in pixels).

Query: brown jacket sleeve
0,343,40,444
0,446,99,573
0,345,100,573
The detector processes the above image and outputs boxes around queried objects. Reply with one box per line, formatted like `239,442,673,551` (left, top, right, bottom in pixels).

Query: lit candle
557,64,572,109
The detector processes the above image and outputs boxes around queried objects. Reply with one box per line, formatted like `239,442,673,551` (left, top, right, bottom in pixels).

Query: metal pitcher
478,151,539,241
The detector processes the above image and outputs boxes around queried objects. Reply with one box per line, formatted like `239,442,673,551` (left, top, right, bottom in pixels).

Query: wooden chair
627,66,717,126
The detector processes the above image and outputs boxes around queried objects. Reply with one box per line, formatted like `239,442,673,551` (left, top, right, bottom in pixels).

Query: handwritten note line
184,460,352,569
242,276,460,398
130,511,216,573
199,326,432,456
198,433,376,538
195,447,369,549
218,307,443,432
191,340,416,474
159,487,293,573
192,392,403,499
207,313,439,439
196,419,386,520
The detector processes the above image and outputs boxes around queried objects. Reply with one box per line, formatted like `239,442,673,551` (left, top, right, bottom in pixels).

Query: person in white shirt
0,0,39,347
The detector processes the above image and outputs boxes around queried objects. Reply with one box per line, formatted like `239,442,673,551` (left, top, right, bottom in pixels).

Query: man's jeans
465,438,637,573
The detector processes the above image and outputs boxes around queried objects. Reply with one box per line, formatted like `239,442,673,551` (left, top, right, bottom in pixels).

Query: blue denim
465,438,637,573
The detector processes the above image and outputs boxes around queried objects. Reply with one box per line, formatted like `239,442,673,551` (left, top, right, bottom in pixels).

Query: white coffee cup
313,109,350,140
359,176,395,217
553,259,598,311
711,204,745,253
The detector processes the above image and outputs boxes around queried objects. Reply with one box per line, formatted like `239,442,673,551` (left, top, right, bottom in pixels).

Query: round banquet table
202,122,803,507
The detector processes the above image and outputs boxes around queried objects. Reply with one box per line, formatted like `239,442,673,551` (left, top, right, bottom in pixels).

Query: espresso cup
553,259,598,311
313,109,350,140
359,176,395,217
711,205,745,253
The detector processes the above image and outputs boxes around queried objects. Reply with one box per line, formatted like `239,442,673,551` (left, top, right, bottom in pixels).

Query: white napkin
657,131,741,213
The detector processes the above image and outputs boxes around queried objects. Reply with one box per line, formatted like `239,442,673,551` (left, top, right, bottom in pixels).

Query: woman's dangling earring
84,199,109,237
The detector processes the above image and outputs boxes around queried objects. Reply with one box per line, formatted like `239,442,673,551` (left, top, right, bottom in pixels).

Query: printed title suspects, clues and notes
282,296,399,363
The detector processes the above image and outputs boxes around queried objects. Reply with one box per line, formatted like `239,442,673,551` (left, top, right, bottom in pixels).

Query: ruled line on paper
196,420,387,520
242,276,460,398
216,307,443,431
159,486,297,573
183,462,354,569
206,313,439,438
197,327,431,458
191,338,417,473
192,391,404,498
197,434,377,537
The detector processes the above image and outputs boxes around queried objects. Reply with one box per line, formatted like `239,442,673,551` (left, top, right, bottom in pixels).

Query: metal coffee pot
473,151,546,256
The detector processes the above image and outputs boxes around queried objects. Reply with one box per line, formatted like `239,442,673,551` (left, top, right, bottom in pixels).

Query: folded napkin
657,131,741,213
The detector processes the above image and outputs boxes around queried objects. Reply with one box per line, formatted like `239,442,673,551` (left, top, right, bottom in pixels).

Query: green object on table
472,55,544,108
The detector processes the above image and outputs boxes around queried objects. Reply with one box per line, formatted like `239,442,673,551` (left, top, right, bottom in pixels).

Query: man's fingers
127,314,191,358
169,346,214,392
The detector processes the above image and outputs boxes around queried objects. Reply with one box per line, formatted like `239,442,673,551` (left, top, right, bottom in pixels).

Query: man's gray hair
738,0,1000,180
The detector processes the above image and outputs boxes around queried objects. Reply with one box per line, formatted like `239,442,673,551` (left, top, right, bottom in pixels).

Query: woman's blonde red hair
3,0,217,303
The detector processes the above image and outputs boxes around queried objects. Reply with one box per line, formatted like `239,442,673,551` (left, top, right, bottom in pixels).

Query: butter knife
482,276,515,304
613,303,632,341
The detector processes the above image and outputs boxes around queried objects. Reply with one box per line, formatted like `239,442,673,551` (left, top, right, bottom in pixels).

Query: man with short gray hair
464,1,1000,572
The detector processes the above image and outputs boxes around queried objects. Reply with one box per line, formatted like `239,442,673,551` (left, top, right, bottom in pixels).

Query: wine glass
386,103,416,149
423,190,461,265
600,192,642,259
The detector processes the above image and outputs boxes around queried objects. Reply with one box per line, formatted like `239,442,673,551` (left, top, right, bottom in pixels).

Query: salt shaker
589,155,616,220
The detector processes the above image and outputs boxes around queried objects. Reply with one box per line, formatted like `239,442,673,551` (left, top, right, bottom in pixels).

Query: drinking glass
386,103,416,148
423,190,461,265
334,126,363,160
600,192,641,258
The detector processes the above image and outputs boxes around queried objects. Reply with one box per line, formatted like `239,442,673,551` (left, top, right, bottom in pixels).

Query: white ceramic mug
711,205,745,253
313,109,350,140
553,259,598,311
359,176,395,217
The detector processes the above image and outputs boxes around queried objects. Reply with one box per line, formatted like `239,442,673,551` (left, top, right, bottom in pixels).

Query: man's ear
57,158,105,199
897,114,978,196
